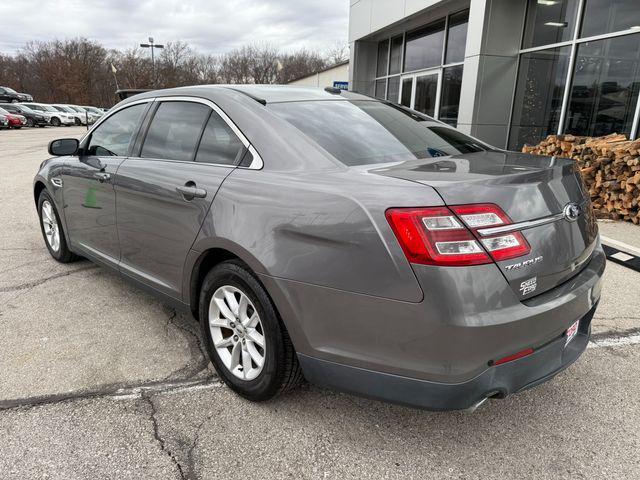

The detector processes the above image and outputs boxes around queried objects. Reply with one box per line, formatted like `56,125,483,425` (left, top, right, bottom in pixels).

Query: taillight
449,204,530,261
385,203,530,267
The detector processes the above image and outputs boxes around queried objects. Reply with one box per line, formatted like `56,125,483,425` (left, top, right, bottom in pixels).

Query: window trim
80,95,264,169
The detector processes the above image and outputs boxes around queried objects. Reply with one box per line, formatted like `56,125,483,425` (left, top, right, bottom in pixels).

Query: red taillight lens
386,203,530,267
385,207,492,266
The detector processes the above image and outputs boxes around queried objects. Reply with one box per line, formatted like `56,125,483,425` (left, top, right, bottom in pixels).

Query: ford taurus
33,85,604,410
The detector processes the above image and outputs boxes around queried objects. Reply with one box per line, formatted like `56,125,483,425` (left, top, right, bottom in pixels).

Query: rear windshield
269,100,489,166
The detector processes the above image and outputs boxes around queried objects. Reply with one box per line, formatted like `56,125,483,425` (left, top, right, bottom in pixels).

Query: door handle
176,183,207,200
94,172,111,183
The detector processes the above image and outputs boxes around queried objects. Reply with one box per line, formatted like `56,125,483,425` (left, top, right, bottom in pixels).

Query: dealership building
348,0,640,149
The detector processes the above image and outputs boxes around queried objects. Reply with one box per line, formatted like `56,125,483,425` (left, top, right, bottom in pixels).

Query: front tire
37,190,77,263
26,118,34,127
200,260,302,401
51,117,61,127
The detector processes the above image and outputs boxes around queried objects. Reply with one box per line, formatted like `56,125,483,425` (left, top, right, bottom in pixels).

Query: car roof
130,84,372,105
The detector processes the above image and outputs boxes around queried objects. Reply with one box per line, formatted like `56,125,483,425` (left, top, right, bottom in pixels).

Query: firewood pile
522,133,640,224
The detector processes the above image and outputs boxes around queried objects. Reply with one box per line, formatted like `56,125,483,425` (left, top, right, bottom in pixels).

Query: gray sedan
33,85,604,410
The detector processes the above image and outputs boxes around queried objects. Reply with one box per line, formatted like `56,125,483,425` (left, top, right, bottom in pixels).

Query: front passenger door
115,99,247,299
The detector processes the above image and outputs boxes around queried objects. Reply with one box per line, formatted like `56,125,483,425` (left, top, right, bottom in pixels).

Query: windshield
5,87,17,94
269,100,489,166
41,105,57,112
0,107,9,114
84,106,100,113
55,105,72,112
72,106,86,112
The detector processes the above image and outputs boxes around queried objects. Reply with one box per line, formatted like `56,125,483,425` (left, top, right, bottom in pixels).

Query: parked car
21,103,75,126
0,106,26,128
34,86,604,410
81,106,104,118
0,113,8,129
50,104,85,125
0,86,33,103
0,103,47,127
67,105,100,124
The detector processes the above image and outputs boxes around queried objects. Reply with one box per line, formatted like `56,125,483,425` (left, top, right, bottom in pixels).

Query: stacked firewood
523,133,640,224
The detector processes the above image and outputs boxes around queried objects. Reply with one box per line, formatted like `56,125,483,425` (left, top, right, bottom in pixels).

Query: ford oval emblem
563,203,581,222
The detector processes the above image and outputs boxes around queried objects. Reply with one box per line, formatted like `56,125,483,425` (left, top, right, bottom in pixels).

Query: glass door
398,71,441,118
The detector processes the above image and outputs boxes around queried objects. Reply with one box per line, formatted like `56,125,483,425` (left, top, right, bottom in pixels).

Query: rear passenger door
115,98,249,299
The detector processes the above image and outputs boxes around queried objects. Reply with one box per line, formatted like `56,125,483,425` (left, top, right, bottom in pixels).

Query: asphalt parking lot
1,127,640,479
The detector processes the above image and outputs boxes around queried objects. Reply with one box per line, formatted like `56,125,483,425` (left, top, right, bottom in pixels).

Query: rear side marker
490,348,534,366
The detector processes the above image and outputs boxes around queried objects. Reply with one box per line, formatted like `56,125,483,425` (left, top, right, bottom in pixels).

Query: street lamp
140,36,164,87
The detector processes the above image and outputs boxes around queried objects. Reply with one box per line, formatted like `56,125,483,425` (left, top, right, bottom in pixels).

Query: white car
66,104,100,125
20,103,75,127
50,104,88,126
81,106,104,119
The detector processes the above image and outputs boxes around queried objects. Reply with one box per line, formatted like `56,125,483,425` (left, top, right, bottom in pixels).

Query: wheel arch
33,180,47,206
186,243,312,356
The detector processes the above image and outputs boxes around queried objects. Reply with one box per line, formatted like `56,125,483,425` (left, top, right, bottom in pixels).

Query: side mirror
48,138,79,156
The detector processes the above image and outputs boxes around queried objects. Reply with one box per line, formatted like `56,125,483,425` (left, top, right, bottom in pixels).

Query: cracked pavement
1,127,640,479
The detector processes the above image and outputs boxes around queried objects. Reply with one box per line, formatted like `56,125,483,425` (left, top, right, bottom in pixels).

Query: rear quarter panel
191,167,446,303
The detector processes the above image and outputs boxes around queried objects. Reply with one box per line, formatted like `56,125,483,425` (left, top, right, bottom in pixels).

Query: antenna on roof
324,86,343,95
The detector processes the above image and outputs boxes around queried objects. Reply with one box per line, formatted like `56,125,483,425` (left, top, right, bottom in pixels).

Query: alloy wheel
209,285,266,381
41,200,60,252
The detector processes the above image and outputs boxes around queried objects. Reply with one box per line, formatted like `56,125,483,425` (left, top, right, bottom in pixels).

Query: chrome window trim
80,95,264,170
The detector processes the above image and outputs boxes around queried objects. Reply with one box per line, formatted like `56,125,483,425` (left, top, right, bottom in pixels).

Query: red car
0,106,26,128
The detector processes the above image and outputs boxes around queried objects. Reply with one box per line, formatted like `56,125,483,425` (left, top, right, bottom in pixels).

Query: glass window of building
375,79,387,100
564,35,640,138
509,47,571,149
404,20,445,72
387,76,400,103
401,78,412,107
439,65,464,125
522,0,579,49
376,39,389,77
580,0,640,38
389,36,403,75
373,11,467,123
445,10,469,64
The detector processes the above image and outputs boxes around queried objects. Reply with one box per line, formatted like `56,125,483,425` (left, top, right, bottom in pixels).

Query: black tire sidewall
52,117,61,127
200,261,284,401
37,190,71,262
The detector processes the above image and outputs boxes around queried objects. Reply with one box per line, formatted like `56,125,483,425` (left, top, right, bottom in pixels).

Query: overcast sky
0,0,348,55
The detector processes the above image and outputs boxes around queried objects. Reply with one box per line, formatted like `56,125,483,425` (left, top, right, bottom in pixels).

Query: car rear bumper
298,303,595,410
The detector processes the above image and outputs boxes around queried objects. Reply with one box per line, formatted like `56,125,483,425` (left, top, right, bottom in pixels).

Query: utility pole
140,37,164,87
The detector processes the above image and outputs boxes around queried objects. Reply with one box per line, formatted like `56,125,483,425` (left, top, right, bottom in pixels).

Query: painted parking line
589,333,640,349
600,235,640,273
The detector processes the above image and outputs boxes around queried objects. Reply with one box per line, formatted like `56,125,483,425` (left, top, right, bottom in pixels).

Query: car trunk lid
370,150,599,299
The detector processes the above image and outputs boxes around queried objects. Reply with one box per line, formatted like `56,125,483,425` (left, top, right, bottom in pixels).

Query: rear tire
37,190,77,263
200,260,303,401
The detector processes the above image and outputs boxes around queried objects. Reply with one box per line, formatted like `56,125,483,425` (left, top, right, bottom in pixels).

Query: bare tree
324,41,349,65
0,38,349,105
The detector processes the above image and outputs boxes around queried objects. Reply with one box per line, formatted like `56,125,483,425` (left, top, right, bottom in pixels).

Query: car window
269,100,489,166
86,103,146,157
0,107,8,115
195,111,245,165
141,101,209,161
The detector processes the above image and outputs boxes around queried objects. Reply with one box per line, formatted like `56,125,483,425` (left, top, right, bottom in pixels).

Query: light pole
140,36,164,87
